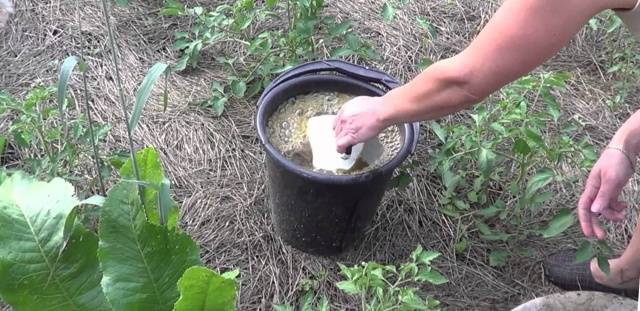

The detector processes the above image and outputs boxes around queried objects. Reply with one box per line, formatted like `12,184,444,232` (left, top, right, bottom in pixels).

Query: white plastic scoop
307,115,364,171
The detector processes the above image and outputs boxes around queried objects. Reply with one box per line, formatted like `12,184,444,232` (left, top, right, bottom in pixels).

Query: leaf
525,168,554,200
173,266,236,311
415,269,448,285
158,177,175,227
606,16,623,33
163,69,170,112
0,173,109,310
489,250,508,267
0,135,5,156
273,305,294,311
230,80,247,98
540,208,575,238
336,280,360,294
330,47,356,58
430,121,447,142
381,3,395,23
388,171,411,189
328,20,352,36
597,256,610,275
299,291,314,311
205,95,227,117
81,195,106,206
574,241,594,264
57,56,79,117
418,57,433,70
221,269,240,280
115,0,128,6
98,181,201,311
129,63,170,133
512,138,531,155
454,239,467,253
416,17,437,39
266,0,278,7
524,128,544,147
478,148,495,176
120,147,179,229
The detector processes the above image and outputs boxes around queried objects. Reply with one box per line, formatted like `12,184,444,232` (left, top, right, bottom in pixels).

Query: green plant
428,72,597,267
0,0,237,308
163,0,377,114
0,86,110,185
275,245,447,311
588,11,640,109
0,148,237,311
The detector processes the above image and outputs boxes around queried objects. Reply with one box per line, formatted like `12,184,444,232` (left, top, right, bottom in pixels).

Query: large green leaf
98,181,201,311
173,266,236,311
0,173,109,311
120,147,178,228
129,63,170,133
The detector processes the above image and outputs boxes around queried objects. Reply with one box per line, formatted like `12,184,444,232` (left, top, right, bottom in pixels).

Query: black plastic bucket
256,60,419,256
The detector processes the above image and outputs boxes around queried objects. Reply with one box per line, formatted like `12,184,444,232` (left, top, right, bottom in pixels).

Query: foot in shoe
590,257,639,289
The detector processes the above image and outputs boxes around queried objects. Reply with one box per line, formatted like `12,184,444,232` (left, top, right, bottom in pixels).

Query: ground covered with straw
1,0,640,310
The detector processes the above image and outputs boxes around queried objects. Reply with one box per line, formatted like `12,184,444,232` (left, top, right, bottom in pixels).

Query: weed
163,0,377,114
428,72,597,267
0,87,111,187
275,245,447,311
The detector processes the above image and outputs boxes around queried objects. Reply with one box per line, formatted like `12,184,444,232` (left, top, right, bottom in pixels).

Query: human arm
334,0,636,151
578,111,640,239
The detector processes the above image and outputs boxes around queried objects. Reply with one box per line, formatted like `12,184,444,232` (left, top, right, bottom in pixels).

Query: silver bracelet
606,145,636,172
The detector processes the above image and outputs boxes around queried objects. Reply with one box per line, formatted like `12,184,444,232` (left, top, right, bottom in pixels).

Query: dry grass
1,0,639,310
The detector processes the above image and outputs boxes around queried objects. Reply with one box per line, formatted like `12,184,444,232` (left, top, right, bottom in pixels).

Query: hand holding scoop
307,115,364,172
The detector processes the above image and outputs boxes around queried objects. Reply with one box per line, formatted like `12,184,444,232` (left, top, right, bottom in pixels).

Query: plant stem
80,71,106,195
99,0,142,184
77,0,106,195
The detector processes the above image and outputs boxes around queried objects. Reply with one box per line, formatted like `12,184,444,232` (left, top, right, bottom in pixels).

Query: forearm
611,110,640,155
378,0,629,126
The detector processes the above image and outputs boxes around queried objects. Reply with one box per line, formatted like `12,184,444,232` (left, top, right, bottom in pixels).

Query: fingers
600,206,625,222
336,134,357,154
591,217,607,240
610,201,627,212
333,109,343,131
578,174,600,237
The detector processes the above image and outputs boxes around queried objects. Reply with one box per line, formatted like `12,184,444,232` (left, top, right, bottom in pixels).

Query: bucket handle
259,59,420,153
262,60,400,99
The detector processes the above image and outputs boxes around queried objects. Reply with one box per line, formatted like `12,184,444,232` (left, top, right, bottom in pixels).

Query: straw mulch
1,0,639,310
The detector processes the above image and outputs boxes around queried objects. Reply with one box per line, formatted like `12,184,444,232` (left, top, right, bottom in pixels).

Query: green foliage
381,3,395,23
163,0,377,113
174,266,238,311
0,148,237,311
275,245,446,310
574,239,613,276
588,11,640,109
0,172,109,310
98,179,201,310
0,87,111,181
130,63,170,133
429,72,597,266
337,245,445,310
119,147,179,228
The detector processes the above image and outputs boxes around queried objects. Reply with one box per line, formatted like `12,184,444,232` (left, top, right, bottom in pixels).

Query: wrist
610,127,640,156
378,88,408,127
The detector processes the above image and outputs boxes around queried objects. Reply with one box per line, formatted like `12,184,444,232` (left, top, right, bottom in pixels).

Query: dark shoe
543,250,638,300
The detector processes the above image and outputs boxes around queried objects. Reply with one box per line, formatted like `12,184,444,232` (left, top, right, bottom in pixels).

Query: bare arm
378,0,635,124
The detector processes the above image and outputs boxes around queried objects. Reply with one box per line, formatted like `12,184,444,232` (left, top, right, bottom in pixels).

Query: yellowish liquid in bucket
266,92,402,175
